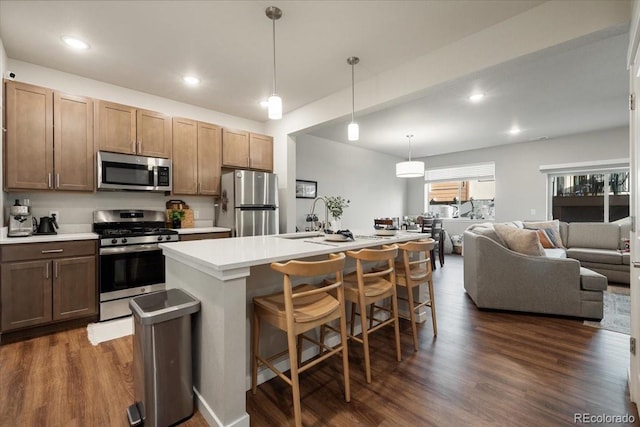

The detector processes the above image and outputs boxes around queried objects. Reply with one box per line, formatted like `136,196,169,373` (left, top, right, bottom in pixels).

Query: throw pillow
534,229,556,249
494,223,546,256
472,226,506,246
523,220,565,248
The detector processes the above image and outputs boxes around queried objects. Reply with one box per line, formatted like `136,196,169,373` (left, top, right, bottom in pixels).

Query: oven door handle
100,244,161,255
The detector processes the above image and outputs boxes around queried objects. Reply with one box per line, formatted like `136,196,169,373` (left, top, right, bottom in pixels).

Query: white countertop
160,230,430,272
171,227,231,235
0,231,99,245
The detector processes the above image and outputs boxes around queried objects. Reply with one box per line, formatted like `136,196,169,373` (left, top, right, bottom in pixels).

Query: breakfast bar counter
160,231,428,427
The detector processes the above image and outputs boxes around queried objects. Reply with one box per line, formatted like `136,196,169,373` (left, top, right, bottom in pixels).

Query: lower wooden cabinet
0,241,98,333
179,232,230,241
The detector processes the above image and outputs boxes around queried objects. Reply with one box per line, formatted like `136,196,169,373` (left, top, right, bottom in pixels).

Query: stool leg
251,308,260,394
391,288,402,362
350,302,356,337
406,284,418,351
428,278,437,336
338,301,351,402
287,327,302,427
359,297,372,384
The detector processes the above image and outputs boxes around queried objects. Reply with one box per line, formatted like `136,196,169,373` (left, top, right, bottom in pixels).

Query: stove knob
122,238,128,244
111,238,117,244
157,235,163,241
165,235,172,241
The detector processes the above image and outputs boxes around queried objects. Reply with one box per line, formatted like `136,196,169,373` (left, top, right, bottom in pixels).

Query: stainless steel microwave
97,151,172,192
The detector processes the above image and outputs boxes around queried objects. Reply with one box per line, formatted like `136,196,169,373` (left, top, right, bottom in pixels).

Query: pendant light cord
272,16,277,95
407,134,414,161
351,63,355,122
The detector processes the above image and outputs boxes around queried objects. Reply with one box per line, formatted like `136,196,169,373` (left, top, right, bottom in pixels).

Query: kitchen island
160,231,428,427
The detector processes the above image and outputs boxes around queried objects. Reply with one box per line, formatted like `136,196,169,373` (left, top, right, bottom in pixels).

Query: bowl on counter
374,228,398,236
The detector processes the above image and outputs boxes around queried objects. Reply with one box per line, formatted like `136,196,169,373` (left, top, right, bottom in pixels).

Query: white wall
295,134,407,232
0,37,7,226
269,0,630,232
411,126,629,222
2,60,268,230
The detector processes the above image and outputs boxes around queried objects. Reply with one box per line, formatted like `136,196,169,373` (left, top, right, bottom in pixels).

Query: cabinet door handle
54,261,58,279
132,140,136,153
41,249,64,254
56,173,60,189
48,173,52,188
138,141,142,153
45,263,49,279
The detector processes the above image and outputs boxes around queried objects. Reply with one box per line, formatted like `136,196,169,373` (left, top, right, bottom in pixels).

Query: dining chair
419,217,445,269
343,244,401,383
395,239,437,351
251,253,350,427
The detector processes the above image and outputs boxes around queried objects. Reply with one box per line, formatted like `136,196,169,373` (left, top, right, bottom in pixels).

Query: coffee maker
8,199,33,237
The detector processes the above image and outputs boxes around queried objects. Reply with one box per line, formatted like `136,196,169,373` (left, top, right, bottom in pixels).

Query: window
551,171,629,222
424,163,495,220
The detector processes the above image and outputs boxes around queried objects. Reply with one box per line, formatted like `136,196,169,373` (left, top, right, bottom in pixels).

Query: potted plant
170,209,185,229
325,196,350,231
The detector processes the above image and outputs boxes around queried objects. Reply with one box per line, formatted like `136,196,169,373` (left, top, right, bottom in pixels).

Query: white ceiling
309,30,630,158
0,1,629,158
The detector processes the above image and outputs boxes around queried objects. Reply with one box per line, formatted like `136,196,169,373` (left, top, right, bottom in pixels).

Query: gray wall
408,126,629,222
295,134,407,232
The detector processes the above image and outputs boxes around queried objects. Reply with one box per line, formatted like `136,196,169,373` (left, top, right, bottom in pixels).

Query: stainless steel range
93,210,179,321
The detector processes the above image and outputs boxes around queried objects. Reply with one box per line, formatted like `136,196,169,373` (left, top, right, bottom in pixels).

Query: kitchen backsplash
4,191,216,232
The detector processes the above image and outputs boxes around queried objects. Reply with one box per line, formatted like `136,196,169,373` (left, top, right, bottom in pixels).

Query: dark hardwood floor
1,255,638,426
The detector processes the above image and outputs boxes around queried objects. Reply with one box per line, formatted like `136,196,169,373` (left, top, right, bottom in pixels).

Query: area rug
86,317,133,345
584,290,630,335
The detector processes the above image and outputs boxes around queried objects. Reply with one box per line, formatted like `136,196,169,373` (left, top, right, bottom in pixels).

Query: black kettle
34,215,58,235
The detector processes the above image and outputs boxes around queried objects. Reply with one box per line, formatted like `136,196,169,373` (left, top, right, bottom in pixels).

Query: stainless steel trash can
126,289,200,427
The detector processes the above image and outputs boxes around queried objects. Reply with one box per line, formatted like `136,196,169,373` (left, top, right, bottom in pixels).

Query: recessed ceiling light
182,75,201,86
508,126,521,135
259,100,269,108
61,36,90,50
469,93,485,103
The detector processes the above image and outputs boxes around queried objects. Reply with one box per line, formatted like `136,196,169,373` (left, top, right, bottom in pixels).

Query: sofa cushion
523,220,564,248
567,222,620,250
494,224,545,256
544,248,567,258
566,248,622,265
622,252,630,265
579,267,608,291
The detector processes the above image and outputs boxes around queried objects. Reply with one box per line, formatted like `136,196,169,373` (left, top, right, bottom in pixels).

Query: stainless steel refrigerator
216,170,279,236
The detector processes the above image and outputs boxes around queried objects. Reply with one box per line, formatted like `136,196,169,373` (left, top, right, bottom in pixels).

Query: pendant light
396,134,425,178
347,56,359,141
266,6,283,120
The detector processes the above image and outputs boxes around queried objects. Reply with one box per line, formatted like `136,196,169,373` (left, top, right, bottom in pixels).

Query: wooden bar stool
251,253,350,427
395,239,437,351
343,244,401,383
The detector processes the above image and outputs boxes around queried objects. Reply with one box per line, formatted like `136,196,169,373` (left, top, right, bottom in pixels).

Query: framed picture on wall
296,180,317,199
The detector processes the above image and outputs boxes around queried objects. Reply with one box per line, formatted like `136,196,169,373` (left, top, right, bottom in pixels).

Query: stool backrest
346,244,398,285
397,238,435,282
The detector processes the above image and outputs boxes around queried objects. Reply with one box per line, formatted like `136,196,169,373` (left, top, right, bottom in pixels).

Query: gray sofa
560,221,630,284
464,222,609,320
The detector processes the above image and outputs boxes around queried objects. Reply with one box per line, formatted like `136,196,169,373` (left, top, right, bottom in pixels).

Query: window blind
425,162,495,183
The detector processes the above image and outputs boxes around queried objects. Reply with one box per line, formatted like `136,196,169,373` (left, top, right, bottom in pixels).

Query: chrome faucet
309,196,328,232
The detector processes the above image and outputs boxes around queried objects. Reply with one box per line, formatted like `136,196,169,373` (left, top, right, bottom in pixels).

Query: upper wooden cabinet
172,118,222,196
95,100,172,158
249,133,274,172
222,128,273,171
4,81,94,192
